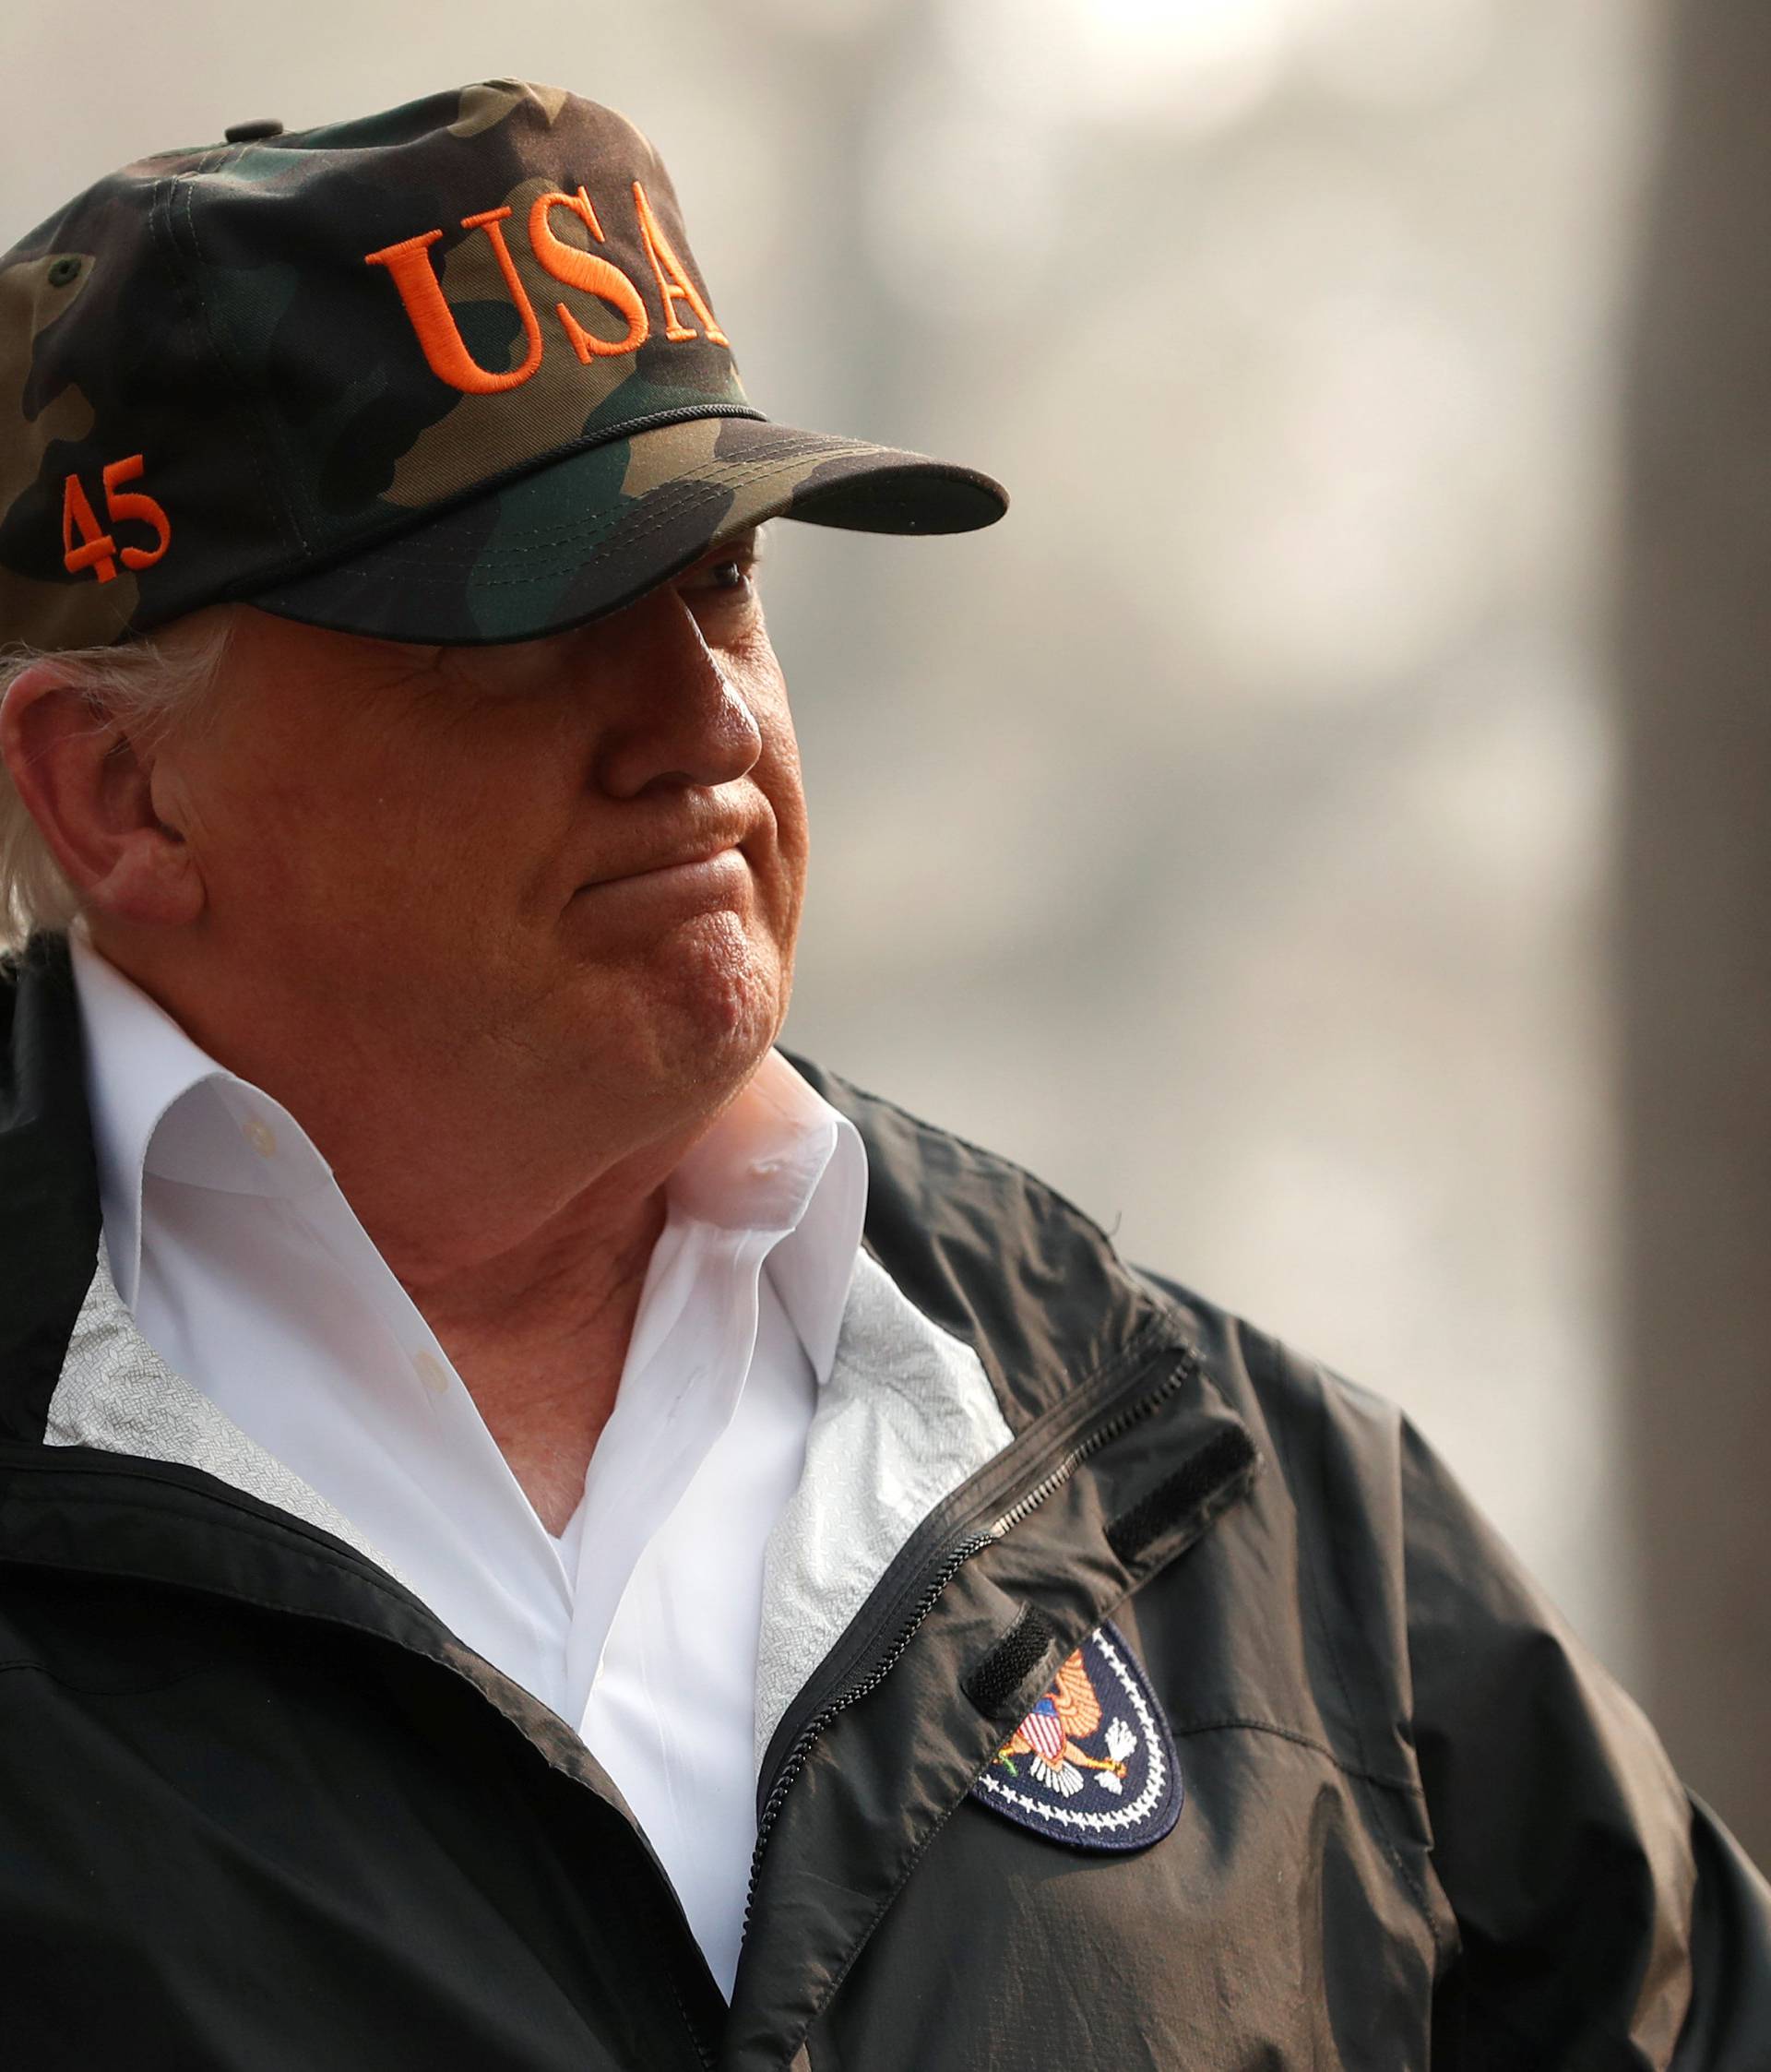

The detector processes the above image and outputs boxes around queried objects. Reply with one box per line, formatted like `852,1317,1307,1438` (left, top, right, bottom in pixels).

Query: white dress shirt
66,924,867,1997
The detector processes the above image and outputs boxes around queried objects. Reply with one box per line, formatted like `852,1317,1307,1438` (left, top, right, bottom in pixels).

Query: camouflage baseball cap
0,79,1007,650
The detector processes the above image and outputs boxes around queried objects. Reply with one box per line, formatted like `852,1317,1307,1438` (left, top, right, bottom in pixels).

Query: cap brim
245,414,1007,647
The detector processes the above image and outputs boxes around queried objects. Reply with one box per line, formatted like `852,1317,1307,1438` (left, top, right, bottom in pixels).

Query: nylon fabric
0,937,1767,2069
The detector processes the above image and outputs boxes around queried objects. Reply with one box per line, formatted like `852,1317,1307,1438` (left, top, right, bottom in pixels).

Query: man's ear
0,662,205,928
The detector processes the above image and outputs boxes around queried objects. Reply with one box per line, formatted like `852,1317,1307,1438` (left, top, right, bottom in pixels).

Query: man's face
147,528,807,1149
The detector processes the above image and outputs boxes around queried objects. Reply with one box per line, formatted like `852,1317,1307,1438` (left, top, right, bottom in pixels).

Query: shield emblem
969,1620,1182,1850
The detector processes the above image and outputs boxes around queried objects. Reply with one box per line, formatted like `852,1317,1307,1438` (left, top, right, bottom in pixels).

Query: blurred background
4,0,1765,1856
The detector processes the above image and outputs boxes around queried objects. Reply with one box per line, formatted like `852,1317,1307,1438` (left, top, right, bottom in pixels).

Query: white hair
0,612,237,947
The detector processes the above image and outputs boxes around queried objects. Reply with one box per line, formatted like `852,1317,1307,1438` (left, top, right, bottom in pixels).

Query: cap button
224,118,284,142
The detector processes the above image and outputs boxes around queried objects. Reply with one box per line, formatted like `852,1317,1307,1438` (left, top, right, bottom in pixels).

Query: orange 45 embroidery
62,455,172,584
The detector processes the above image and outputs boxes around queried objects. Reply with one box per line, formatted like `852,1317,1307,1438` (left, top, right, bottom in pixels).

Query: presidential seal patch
970,1621,1182,1850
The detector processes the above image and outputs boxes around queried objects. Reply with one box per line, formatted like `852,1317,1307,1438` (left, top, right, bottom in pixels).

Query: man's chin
584,953,786,1096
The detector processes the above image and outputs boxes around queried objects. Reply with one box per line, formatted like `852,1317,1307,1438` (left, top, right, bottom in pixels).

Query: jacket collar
0,935,101,1445
777,1045,1183,1436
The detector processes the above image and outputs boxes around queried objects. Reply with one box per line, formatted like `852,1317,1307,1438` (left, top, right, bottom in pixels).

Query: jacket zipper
743,1349,1199,1927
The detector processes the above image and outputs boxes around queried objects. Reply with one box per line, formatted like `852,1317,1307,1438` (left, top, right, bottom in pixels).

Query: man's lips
575,843,746,895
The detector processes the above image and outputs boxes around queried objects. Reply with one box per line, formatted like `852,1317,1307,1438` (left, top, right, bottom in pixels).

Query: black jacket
2,933,1767,2070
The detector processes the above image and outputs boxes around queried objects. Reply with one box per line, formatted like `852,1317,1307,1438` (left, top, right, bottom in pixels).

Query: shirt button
241,1115,277,1159
411,1350,450,1396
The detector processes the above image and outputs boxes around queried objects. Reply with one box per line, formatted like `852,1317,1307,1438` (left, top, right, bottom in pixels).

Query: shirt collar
67,923,334,1308
67,925,866,1381
670,1045,868,1389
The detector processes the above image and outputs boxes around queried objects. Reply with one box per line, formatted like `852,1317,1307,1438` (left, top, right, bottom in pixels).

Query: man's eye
683,530,765,601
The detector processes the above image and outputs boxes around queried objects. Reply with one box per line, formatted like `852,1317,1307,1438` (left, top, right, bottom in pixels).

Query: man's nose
586,585,763,801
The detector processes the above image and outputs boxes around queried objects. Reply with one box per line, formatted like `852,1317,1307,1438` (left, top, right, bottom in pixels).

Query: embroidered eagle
992,1646,1138,1797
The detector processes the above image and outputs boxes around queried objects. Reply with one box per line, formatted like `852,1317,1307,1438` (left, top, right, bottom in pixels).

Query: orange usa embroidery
365,178,728,395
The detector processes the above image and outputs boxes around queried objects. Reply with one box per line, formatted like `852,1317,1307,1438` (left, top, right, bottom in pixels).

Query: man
0,77,1764,2072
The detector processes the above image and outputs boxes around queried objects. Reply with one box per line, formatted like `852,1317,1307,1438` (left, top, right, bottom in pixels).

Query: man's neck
399,1178,672,1534
80,921,762,1531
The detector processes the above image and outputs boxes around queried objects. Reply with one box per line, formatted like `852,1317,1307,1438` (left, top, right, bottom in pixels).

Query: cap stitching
181,400,761,623
274,469,743,588
279,447,904,592
374,439,886,563
296,441,892,572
